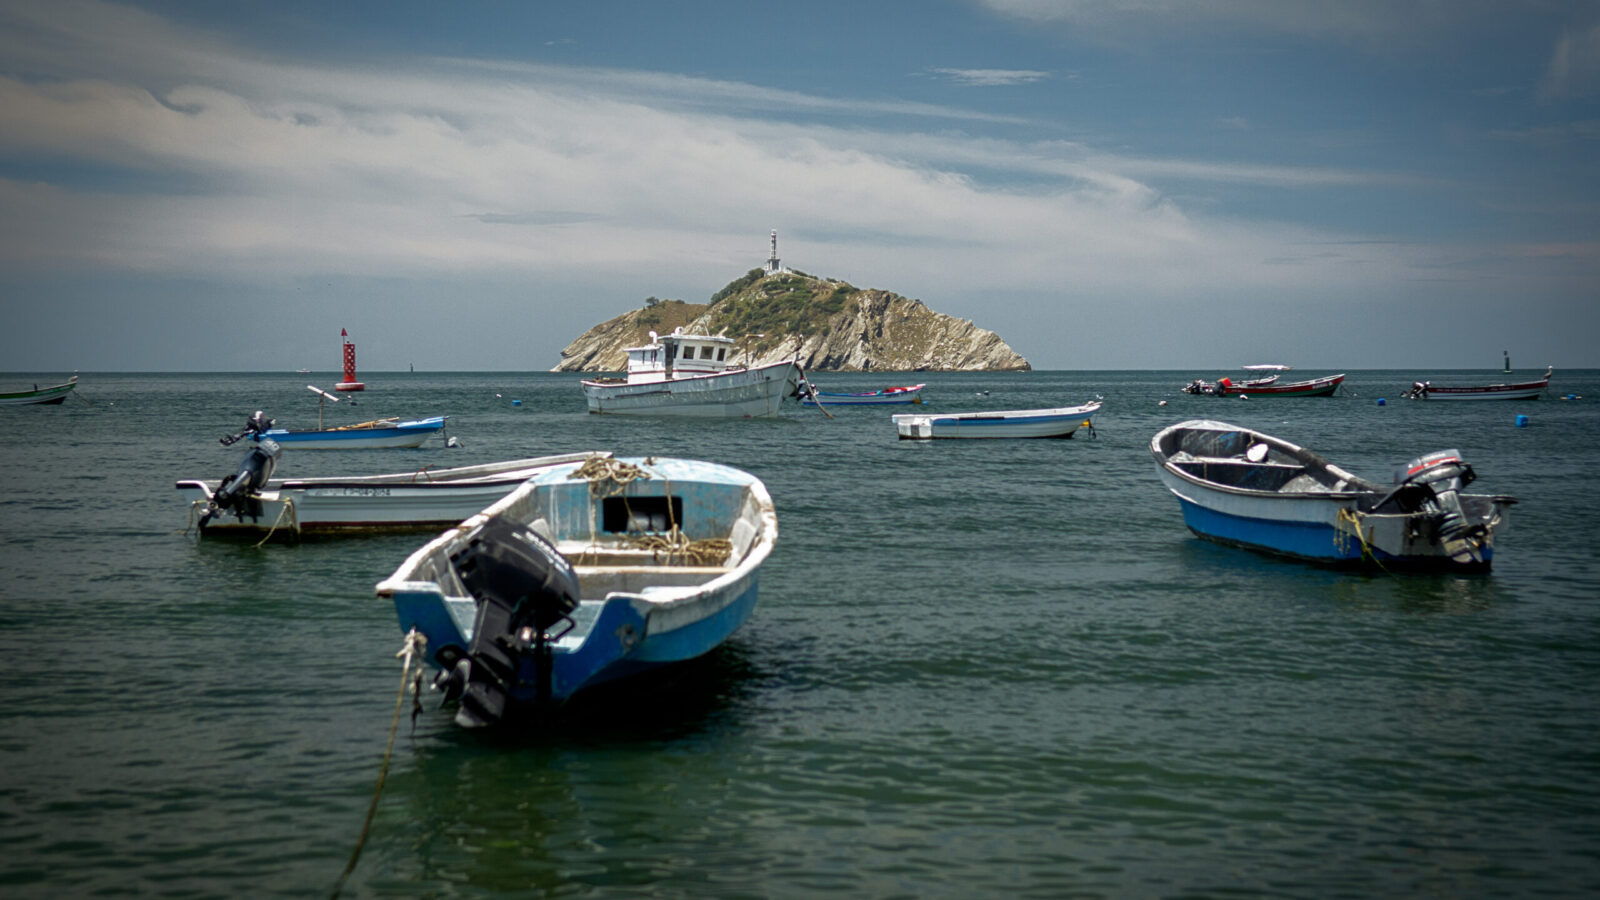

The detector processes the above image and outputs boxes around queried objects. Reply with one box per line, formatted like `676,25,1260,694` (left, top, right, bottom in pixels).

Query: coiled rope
630,532,733,566
572,456,647,496
331,628,426,899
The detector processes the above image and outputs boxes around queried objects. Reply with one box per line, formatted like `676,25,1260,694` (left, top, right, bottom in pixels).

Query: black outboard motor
198,438,282,528
1380,450,1484,561
437,515,581,729
220,411,275,446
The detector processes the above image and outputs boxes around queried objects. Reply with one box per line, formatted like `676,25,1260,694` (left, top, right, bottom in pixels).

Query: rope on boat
1334,508,1392,575
331,628,426,900
252,498,298,548
571,456,647,496
629,531,733,566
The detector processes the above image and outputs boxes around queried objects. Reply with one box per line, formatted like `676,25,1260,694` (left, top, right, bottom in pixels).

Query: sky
1,0,1596,372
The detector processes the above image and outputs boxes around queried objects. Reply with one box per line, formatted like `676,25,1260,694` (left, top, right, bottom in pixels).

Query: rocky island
552,266,1029,373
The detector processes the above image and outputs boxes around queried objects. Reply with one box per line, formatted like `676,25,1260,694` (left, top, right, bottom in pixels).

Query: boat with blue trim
377,455,777,728
893,400,1100,439
1151,419,1514,570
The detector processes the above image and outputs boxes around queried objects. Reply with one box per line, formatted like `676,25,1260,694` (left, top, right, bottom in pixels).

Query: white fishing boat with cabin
580,328,801,417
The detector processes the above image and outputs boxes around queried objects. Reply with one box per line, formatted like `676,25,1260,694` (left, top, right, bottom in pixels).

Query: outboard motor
1383,450,1484,561
437,515,581,728
198,439,282,528
220,411,275,446
1404,381,1429,400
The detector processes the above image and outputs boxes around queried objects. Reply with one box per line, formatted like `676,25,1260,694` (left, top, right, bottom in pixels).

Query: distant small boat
378,455,777,728
893,400,1101,440
0,375,77,406
178,450,609,538
228,414,448,450
800,382,924,406
1151,419,1514,570
580,328,800,417
1403,367,1551,401
220,388,446,450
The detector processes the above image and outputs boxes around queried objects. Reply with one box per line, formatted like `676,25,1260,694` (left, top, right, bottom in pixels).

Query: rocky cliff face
551,272,1029,372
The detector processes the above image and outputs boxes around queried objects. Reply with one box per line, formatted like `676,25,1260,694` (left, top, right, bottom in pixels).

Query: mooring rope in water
330,629,426,900
1335,508,1392,575
252,498,297,548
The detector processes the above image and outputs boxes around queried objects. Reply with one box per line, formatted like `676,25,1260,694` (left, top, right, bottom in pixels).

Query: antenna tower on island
764,229,785,276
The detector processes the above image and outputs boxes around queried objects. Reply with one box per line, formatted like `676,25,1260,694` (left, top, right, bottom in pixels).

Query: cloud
1540,23,1600,100
928,67,1052,87
973,0,1515,45
0,0,1531,320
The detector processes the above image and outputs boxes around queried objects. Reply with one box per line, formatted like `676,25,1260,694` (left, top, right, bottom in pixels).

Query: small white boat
378,456,777,728
893,400,1101,440
1151,419,1514,570
580,328,800,417
178,450,611,539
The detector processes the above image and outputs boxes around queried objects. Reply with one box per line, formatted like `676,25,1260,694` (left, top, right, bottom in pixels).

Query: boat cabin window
601,496,683,533
717,347,727,361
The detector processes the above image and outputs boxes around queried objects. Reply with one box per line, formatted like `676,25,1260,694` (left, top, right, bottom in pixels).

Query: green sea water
1,369,1597,898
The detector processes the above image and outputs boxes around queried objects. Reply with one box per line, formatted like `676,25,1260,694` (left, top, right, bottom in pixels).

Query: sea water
1,370,1597,898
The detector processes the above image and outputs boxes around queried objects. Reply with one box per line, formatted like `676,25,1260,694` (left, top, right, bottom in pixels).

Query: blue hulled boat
377,456,777,728
1150,420,1514,570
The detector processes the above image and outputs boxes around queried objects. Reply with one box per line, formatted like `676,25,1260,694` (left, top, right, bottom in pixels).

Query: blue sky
1,0,1596,372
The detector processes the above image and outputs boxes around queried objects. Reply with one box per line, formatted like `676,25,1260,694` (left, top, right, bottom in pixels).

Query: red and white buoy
335,328,366,391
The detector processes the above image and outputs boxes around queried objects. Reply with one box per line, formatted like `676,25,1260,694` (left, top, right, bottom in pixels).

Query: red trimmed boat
1184,369,1344,397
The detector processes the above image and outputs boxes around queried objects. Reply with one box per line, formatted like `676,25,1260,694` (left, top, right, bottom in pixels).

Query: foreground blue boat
377,456,777,728
1151,420,1514,570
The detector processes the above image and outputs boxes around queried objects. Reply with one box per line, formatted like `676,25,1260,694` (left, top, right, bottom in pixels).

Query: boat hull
377,456,777,721
253,416,446,449
1218,374,1344,397
178,451,608,538
893,402,1100,439
1151,420,1512,570
0,378,77,405
582,361,800,417
1405,371,1551,400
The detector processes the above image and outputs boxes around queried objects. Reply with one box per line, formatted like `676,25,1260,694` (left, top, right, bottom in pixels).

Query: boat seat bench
1174,459,1319,492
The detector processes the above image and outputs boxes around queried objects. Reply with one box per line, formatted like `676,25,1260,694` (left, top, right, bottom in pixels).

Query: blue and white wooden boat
377,456,777,728
800,382,924,407
255,416,447,449
580,328,800,417
893,400,1100,440
177,450,610,539
220,403,447,450
1151,419,1514,570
